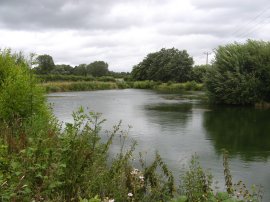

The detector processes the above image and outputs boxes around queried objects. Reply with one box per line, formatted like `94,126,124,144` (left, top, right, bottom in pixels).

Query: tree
35,54,55,74
191,65,211,83
205,40,270,105
131,48,194,82
51,64,73,75
72,64,87,76
86,61,109,77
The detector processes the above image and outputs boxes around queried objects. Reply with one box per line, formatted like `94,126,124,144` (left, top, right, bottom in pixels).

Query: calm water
48,89,270,201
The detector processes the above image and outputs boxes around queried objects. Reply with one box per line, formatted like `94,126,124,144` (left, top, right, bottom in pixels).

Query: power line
231,5,270,36
236,16,270,38
231,5,270,39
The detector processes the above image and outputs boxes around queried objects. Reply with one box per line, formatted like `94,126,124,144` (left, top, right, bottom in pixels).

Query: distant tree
191,65,211,83
72,64,87,76
86,61,109,77
35,54,55,74
205,40,270,105
51,64,73,75
108,71,131,78
131,48,194,82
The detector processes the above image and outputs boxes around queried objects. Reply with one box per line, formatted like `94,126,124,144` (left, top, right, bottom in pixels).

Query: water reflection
203,106,270,161
144,103,192,126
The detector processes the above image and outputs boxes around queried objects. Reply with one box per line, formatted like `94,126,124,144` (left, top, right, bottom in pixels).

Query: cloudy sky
0,0,270,72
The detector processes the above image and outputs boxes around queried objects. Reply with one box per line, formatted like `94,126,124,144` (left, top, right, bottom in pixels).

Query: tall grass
42,80,204,93
37,74,117,83
42,81,119,92
154,81,204,93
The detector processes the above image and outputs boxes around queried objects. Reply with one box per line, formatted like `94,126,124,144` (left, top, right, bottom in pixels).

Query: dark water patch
204,106,270,161
145,103,192,112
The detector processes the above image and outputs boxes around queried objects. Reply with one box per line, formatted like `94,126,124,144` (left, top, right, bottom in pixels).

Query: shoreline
41,80,204,93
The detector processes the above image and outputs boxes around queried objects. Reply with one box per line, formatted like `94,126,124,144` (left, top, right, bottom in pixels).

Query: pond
48,89,270,201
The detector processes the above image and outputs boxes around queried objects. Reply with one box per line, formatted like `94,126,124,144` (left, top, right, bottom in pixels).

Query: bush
155,82,203,93
205,40,270,105
132,80,157,89
190,65,211,83
0,49,48,123
0,108,176,201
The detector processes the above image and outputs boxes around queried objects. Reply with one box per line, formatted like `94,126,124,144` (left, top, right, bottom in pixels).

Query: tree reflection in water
203,106,270,161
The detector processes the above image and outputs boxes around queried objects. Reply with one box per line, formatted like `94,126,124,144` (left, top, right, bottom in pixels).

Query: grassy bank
41,80,204,93
42,81,120,92
36,74,117,82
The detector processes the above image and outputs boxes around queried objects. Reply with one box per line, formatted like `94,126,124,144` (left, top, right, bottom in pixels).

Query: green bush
155,82,203,93
190,65,211,83
205,40,270,105
0,108,176,201
132,80,157,89
0,49,48,123
96,76,116,82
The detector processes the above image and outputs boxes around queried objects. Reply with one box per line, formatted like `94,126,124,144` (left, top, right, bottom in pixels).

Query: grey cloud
0,0,137,30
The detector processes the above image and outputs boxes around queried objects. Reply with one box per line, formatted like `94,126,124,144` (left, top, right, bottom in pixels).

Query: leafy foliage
35,54,55,74
87,61,109,77
205,40,270,105
0,49,48,123
131,48,194,82
190,65,211,83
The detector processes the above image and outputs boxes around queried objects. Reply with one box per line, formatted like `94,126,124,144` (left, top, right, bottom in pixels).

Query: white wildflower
128,193,133,197
131,168,139,175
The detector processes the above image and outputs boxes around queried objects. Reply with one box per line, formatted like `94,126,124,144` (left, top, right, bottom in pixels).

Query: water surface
48,89,270,201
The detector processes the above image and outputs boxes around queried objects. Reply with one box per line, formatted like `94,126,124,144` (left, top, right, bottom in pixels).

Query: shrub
132,80,157,89
0,49,48,123
205,40,270,105
190,65,211,83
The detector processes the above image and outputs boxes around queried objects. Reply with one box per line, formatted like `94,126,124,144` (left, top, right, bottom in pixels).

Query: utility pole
203,52,211,65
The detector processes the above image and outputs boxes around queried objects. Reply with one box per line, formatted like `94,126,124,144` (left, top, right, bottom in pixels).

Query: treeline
30,39,270,105
33,54,130,79
131,40,270,105
32,51,207,83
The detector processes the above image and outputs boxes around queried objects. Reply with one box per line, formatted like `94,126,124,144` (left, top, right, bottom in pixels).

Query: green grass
154,81,204,93
41,80,204,93
42,81,119,92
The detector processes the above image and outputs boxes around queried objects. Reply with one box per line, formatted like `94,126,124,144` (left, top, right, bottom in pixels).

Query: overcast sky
0,0,270,72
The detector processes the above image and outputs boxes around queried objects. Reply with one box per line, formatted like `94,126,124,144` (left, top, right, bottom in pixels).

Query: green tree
205,40,270,105
131,48,194,82
51,64,73,75
190,65,211,83
86,61,109,77
72,64,87,76
35,54,55,74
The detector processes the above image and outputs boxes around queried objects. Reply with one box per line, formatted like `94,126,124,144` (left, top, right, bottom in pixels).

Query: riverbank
41,80,204,93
